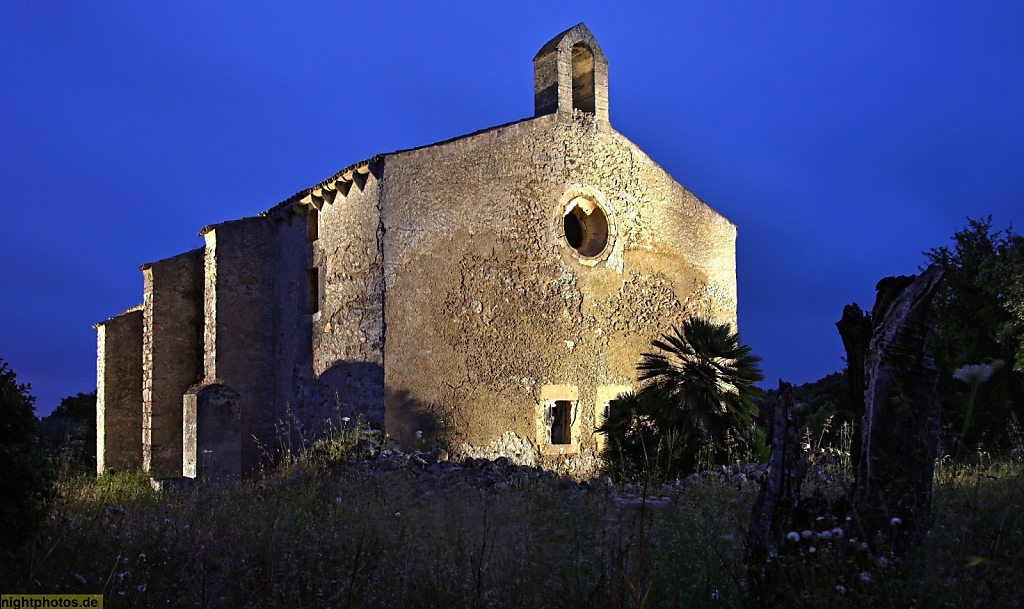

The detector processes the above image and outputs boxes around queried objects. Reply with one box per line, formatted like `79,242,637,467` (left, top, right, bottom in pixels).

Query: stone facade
95,23,738,478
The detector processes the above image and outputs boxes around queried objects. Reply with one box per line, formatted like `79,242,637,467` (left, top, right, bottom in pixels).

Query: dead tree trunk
836,303,872,474
744,381,806,608
845,266,944,551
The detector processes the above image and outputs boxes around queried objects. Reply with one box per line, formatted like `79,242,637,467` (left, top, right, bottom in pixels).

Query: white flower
952,361,1004,384
786,531,800,543
415,430,423,439
341,416,351,424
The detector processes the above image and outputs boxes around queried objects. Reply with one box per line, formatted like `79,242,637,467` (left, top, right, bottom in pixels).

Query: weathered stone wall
141,248,204,477
268,208,319,431
95,307,143,475
311,163,385,425
380,111,736,454
201,217,277,472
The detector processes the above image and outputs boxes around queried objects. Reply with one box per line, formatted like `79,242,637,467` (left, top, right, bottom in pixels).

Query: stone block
95,307,143,475
141,248,204,477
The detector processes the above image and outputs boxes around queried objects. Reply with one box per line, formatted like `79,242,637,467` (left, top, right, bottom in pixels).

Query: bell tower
533,23,609,124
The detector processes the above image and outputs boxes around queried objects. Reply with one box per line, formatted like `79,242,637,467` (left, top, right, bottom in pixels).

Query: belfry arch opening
571,43,596,114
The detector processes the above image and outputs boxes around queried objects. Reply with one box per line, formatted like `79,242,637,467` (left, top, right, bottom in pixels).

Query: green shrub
598,318,764,481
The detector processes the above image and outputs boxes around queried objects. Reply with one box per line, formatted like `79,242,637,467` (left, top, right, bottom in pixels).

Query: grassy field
6,447,1023,608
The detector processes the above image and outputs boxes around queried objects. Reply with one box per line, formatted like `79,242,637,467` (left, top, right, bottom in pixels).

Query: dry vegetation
8,438,1024,609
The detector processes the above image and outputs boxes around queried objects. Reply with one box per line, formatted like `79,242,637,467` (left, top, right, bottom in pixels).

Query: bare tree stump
847,266,944,550
744,381,806,608
836,303,872,472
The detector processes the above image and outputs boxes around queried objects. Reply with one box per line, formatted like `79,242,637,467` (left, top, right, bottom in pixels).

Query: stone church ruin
95,23,739,478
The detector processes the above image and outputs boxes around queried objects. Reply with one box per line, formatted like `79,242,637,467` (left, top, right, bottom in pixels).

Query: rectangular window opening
602,398,619,425
307,207,319,243
306,267,320,314
549,400,574,445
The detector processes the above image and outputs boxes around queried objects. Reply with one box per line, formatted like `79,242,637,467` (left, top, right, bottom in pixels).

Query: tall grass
7,439,1023,608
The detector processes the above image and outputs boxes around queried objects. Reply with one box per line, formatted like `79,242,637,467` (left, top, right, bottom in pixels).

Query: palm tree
596,318,764,480
595,391,671,480
637,317,764,455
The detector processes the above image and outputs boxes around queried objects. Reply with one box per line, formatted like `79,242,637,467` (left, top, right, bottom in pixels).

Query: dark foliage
0,358,53,576
760,371,853,449
924,217,1024,453
598,318,764,480
40,391,97,476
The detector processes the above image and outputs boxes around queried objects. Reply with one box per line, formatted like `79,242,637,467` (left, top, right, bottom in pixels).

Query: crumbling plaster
377,109,736,452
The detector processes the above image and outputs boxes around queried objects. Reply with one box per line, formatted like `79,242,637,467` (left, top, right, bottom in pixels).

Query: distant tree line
38,391,97,476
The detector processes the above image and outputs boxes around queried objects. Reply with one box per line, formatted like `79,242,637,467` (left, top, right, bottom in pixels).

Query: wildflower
859,571,871,583
836,585,847,595
137,584,147,593
786,531,800,543
394,511,401,517
415,430,423,439
341,416,351,424
877,555,891,568
801,530,813,539
890,517,902,527
335,497,343,504
831,527,844,538
808,546,817,554
952,361,1003,384
138,553,146,561
711,589,719,601
819,530,833,541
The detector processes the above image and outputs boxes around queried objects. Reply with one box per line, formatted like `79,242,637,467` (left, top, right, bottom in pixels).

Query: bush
598,318,764,481
40,391,97,477
0,358,53,577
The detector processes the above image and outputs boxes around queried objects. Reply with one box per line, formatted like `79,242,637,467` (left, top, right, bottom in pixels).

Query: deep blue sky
2,2,1021,416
